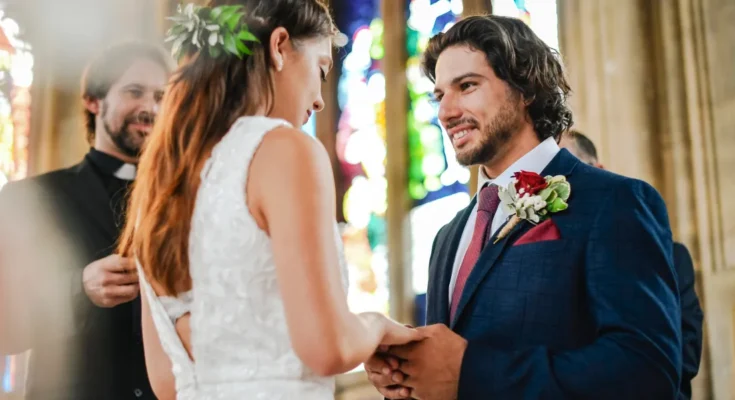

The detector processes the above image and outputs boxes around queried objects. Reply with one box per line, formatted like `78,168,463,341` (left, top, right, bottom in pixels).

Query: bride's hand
379,316,425,346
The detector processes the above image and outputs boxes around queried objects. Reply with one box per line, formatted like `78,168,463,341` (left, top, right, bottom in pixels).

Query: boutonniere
494,171,571,243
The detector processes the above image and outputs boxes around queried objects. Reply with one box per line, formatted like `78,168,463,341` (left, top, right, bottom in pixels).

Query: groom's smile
446,119,480,149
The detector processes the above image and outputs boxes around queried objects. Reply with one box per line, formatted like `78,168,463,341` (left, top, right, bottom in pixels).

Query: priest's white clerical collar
114,163,137,181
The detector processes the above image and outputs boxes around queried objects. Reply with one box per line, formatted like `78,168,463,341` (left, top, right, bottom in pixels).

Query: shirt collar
478,136,560,189
86,148,137,181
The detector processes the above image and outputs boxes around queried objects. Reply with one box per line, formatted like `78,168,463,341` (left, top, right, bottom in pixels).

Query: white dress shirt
447,137,560,304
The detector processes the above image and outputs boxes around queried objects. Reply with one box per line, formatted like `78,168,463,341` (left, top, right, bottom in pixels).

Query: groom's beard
454,101,522,167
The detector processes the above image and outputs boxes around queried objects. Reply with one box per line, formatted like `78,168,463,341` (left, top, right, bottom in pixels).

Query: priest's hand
82,254,139,307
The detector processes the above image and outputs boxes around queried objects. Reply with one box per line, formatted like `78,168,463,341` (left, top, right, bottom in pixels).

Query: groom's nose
438,94,461,126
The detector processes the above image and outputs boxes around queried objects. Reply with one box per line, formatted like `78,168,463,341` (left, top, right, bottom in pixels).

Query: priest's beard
101,100,144,158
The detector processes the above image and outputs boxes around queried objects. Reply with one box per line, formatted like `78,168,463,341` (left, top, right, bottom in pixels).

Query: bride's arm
249,127,391,376
140,283,177,400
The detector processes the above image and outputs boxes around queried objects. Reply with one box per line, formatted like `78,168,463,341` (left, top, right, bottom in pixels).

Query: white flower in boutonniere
494,170,571,243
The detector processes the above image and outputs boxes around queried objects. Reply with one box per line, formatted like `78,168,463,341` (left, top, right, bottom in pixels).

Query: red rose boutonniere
494,171,571,243
513,170,549,196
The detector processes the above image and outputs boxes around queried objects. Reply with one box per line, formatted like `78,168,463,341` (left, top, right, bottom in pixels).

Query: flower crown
165,3,260,60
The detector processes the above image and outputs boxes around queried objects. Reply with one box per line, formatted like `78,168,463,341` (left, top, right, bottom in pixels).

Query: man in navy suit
365,16,682,399
560,130,704,399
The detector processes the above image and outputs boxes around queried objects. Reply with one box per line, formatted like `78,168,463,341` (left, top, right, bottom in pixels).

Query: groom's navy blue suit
425,149,682,399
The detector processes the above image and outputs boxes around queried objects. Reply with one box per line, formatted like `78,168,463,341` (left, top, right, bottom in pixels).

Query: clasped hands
366,324,467,400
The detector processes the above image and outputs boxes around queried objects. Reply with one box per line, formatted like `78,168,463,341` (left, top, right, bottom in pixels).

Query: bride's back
188,116,341,397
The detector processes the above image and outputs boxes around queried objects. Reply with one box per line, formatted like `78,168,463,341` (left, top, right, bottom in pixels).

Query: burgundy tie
449,184,501,322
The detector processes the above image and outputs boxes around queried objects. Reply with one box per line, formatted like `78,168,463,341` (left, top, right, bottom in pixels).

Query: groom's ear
522,94,535,107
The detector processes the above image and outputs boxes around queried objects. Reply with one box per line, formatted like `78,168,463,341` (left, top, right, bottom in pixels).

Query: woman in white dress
118,1,422,398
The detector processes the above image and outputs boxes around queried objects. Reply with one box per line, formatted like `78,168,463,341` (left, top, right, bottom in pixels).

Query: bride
118,0,422,398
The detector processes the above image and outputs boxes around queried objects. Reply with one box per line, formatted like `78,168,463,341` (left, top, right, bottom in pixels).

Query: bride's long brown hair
118,0,336,295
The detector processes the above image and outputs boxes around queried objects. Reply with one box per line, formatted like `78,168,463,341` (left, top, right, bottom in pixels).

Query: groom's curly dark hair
422,15,573,142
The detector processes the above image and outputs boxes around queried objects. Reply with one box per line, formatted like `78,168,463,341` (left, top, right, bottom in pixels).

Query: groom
366,15,682,399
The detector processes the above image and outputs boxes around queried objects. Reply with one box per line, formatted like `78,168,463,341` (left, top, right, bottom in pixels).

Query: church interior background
1,0,733,398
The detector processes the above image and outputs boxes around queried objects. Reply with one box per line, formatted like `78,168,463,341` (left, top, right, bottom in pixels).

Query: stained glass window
492,0,559,51
334,0,390,316
0,12,32,192
406,0,471,295
0,9,32,395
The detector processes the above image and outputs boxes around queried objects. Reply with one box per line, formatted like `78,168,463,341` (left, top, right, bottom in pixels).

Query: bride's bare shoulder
255,126,330,173
248,125,335,228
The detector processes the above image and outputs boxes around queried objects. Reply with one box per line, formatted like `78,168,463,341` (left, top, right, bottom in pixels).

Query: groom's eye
459,81,476,91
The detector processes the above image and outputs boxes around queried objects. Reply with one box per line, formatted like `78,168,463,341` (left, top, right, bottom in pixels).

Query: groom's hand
364,346,413,399
387,324,467,400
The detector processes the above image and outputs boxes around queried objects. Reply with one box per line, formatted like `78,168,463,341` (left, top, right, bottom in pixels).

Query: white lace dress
138,116,348,399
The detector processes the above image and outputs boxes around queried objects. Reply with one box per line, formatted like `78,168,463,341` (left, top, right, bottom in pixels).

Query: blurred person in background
561,129,704,400
0,42,172,400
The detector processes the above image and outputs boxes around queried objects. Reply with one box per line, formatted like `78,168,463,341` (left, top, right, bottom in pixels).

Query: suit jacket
674,242,703,400
0,158,154,400
425,149,682,399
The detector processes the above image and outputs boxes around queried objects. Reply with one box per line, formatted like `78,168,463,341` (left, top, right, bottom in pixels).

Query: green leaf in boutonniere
547,197,568,213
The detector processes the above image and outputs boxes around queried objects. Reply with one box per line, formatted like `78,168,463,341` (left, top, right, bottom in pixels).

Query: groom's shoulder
570,162,667,216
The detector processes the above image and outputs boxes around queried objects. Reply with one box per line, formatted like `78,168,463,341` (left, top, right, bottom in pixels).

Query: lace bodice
140,116,348,399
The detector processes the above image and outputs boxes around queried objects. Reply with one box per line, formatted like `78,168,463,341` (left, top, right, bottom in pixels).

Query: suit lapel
450,215,530,328
450,149,581,328
427,197,476,325
69,160,118,242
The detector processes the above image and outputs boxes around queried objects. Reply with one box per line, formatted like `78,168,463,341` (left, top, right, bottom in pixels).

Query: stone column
383,0,413,324
559,0,735,397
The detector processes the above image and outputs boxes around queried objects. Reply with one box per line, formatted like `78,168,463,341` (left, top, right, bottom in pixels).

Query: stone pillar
559,0,735,397
383,0,413,324
558,0,662,188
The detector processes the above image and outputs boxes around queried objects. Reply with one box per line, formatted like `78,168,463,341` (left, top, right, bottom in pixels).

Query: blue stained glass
334,0,381,54
333,0,390,316
433,11,456,33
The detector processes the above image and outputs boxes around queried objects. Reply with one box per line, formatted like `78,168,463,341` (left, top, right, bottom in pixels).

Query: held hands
82,254,139,307
380,316,425,346
365,324,467,400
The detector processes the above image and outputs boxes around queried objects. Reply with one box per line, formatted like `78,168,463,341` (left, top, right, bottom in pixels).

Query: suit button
134,388,143,397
